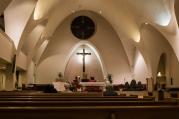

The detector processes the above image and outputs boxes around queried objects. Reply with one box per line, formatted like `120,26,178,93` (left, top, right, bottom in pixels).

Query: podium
80,82,106,92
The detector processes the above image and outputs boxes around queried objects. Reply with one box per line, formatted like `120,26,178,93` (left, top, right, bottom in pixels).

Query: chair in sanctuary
130,79,137,90
123,82,130,91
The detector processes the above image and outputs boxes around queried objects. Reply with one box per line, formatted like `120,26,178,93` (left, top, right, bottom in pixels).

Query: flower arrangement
107,74,113,84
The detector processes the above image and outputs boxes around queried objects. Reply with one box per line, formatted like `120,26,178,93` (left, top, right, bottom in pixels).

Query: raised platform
80,82,106,92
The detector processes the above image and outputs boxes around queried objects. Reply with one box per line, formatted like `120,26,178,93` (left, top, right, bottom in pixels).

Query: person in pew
103,85,118,96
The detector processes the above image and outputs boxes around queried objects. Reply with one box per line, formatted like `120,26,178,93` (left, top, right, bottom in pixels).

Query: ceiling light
157,72,162,77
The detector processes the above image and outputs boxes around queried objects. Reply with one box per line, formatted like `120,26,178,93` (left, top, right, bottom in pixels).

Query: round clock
71,16,95,40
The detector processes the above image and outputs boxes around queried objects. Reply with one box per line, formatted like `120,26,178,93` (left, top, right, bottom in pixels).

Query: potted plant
107,74,113,84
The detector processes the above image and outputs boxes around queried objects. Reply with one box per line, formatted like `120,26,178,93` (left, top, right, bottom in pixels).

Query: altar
80,82,106,92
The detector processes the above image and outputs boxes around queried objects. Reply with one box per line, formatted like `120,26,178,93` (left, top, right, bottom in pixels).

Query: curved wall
36,11,131,84
140,24,179,86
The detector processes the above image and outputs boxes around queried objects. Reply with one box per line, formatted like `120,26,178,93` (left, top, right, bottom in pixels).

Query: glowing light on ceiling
149,0,171,26
127,0,171,26
133,31,141,42
155,9,171,26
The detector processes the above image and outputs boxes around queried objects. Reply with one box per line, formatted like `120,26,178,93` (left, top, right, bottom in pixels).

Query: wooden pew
0,100,177,107
0,91,178,119
0,92,176,107
0,91,103,96
0,105,178,119
0,93,155,102
0,91,156,102
0,97,155,102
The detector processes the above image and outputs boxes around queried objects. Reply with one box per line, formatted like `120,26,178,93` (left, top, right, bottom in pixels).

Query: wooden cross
77,49,91,73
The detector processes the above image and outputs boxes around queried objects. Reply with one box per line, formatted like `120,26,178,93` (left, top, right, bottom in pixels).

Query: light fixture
145,22,148,25
157,72,162,77
99,10,102,14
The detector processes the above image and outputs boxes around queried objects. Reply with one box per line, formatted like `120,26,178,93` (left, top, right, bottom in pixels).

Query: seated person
103,85,118,96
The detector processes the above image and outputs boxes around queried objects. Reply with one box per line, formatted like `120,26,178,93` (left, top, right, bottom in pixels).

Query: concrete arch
64,41,107,79
38,10,132,72
4,0,37,51
24,20,48,67
42,1,140,43
36,9,132,83
140,23,178,80
34,39,49,66
21,20,47,55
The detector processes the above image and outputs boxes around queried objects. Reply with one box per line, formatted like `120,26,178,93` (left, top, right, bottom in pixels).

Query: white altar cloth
80,82,106,86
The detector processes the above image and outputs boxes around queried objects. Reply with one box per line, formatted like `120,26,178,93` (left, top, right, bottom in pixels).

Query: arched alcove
157,53,167,76
156,53,167,87
140,23,179,86
64,44,104,82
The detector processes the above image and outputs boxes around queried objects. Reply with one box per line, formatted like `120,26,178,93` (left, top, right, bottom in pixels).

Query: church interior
0,0,179,119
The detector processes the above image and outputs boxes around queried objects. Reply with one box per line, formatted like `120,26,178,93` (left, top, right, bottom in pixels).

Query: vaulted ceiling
1,0,179,71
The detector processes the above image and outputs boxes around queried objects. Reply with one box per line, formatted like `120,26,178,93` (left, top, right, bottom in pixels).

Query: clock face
71,16,95,40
